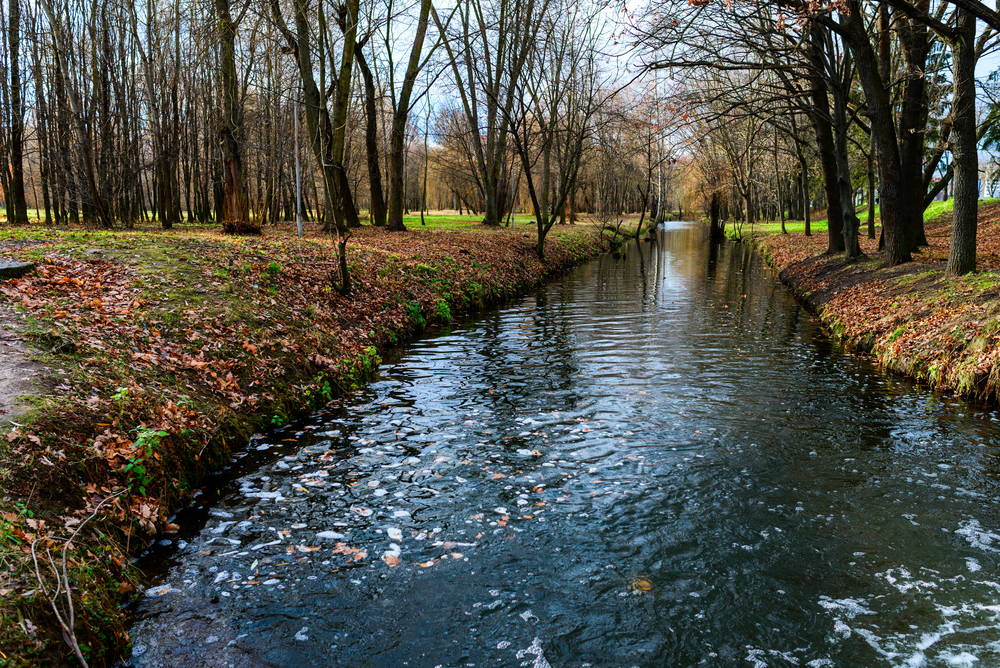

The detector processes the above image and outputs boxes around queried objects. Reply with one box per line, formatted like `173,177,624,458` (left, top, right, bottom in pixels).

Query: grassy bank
744,200,1000,403
0,217,607,667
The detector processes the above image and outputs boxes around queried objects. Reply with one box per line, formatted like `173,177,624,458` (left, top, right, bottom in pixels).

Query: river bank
746,201,1000,404
0,220,607,667
126,221,1000,668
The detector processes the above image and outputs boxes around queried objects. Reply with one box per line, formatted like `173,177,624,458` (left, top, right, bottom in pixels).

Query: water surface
129,222,1000,667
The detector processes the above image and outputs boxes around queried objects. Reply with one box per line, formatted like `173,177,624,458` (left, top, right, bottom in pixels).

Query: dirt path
0,306,45,421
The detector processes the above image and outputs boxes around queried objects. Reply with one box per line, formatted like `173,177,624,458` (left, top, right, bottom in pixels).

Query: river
127,222,1000,668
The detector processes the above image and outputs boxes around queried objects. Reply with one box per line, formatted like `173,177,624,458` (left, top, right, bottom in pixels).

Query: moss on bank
0,222,607,667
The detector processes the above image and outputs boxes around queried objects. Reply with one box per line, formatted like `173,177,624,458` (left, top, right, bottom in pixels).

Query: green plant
405,300,427,327
360,346,381,372
309,374,334,402
111,387,130,422
435,298,452,323
343,346,382,391
265,260,282,276
123,428,167,496
13,500,34,519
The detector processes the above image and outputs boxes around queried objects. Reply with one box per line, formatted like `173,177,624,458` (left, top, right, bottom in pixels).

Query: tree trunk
32,33,52,224
831,65,862,260
386,0,432,231
709,191,724,241
274,0,358,292
421,96,430,225
217,0,255,234
898,5,930,250
808,23,844,254
867,132,877,239
354,48,387,227
841,2,911,266
947,8,978,277
7,0,29,223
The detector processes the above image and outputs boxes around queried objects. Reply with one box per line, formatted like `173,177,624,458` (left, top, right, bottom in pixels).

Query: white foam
956,520,1000,553
817,596,875,618
743,648,767,668
514,637,552,668
941,651,979,666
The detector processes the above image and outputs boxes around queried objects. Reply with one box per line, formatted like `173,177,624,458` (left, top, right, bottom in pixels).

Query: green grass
734,218,831,236
731,198,997,239
923,199,954,219
397,212,542,231
2,207,599,237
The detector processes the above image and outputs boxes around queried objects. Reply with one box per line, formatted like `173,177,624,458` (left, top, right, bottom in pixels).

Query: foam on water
817,555,1000,667
956,520,1000,553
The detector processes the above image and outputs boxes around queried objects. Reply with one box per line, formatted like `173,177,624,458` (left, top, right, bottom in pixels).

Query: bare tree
505,0,604,257
433,0,539,226
382,0,438,231
37,0,113,228
272,0,361,294
216,0,256,234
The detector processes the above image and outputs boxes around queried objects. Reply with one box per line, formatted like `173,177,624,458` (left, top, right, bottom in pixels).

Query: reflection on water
129,222,1000,668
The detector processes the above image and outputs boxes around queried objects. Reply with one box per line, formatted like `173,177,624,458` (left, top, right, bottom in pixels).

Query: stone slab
0,261,35,279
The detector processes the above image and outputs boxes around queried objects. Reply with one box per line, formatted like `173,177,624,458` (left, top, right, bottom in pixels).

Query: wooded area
9,2,1000,665
3,0,1000,280
0,0,683,283
634,0,1000,277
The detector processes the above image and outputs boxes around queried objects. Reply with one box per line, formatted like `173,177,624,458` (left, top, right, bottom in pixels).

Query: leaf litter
752,204,1000,402
0,223,607,663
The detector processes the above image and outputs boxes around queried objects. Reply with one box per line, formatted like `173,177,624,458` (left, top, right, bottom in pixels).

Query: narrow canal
128,222,1000,667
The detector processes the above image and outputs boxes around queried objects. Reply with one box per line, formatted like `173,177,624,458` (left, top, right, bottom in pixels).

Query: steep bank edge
0,226,609,667
746,232,1000,405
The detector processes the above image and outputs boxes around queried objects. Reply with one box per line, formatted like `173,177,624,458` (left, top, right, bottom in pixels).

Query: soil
0,242,54,420
0,305,45,421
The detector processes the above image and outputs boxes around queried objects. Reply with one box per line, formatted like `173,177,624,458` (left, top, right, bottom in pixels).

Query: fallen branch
30,490,126,668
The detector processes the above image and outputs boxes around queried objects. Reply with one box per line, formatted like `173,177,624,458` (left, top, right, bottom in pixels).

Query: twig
30,490,126,668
